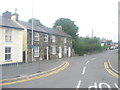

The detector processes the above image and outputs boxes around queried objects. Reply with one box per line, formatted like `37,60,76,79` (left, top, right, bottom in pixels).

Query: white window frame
51,46,56,55
44,34,48,42
52,35,56,43
5,47,12,61
5,29,12,42
64,46,67,54
34,32,39,41
64,38,67,43
34,46,39,57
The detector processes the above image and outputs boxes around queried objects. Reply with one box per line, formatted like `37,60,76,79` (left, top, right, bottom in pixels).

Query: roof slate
0,16,23,30
18,20,71,38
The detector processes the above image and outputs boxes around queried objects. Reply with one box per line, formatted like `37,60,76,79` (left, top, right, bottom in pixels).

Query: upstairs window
44,34,48,42
5,29,12,42
64,38,67,43
52,35,55,43
5,47,12,61
34,32,39,41
34,46,39,57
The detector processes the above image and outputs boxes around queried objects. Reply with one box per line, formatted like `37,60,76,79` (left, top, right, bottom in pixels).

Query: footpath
108,50,120,75
1,59,64,80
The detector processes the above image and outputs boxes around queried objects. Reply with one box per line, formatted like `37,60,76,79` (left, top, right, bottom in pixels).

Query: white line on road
114,83,120,90
82,67,86,75
91,58,96,61
76,80,82,88
85,61,90,65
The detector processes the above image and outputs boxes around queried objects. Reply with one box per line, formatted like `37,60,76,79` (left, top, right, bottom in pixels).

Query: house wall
0,27,23,64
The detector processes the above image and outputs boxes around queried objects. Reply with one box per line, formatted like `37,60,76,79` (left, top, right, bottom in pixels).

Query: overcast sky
0,0,119,42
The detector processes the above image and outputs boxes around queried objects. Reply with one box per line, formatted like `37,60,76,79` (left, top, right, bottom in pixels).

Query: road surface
2,50,119,89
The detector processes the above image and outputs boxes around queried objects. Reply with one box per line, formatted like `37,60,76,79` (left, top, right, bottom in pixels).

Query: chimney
11,8,19,21
55,26,62,30
2,11,12,19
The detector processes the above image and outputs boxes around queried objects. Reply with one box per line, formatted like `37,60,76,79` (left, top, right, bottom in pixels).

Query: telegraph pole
31,0,34,62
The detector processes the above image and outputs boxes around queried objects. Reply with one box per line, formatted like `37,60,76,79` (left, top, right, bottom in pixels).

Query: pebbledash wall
0,26,23,64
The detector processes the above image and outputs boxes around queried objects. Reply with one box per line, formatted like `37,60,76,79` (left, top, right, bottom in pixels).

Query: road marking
114,83,120,90
91,58,96,61
85,61,89,65
76,80,81,88
82,67,86,75
0,61,69,86
99,82,111,88
104,62,120,78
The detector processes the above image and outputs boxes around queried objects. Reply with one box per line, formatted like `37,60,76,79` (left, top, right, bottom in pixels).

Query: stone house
1,10,73,63
0,11,23,64
42,26,72,59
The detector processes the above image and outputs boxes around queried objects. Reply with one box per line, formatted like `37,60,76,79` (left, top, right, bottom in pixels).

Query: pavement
108,49,120,75
1,58,64,79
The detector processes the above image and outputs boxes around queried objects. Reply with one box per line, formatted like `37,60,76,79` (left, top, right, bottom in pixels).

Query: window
52,46,56,54
5,47,12,61
34,46,39,57
52,35,55,43
34,32,39,41
64,46,67,54
5,29,12,42
64,38,67,43
44,34,48,42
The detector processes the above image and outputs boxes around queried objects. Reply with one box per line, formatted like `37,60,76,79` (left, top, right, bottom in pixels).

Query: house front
0,11,23,64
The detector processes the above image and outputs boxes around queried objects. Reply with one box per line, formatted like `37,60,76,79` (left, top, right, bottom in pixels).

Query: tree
28,18,43,26
53,18,79,38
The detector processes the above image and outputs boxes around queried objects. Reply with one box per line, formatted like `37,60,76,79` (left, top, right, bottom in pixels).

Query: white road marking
99,82,111,88
91,58,96,61
86,61,90,65
114,83,120,90
82,67,86,75
76,80,82,88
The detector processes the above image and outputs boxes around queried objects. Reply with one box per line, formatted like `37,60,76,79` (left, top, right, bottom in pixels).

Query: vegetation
54,18,107,55
118,50,120,61
53,18,79,39
28,18,43,26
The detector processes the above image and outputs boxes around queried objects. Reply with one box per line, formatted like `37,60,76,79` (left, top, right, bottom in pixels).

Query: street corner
0,61,69,86
104,62,120,78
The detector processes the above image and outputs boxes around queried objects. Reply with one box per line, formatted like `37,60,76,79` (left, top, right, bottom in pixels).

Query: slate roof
18,20,71,38
41,26,72,38
18,20,47,33
0,16,23,30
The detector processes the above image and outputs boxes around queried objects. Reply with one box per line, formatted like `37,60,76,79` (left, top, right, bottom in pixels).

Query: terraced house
0,10,73,64
0,11,23,64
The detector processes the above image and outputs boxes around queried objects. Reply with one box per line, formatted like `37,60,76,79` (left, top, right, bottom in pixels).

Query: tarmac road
2,50,119,89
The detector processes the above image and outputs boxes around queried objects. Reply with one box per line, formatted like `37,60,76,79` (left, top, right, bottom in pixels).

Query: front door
58,47,62,58
45,47,49,60
68,47,71,57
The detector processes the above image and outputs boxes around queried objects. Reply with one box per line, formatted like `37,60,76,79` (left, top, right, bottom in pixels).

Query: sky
0,0,119,42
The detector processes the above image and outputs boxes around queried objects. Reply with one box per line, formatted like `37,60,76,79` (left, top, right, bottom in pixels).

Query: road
2,50,119,89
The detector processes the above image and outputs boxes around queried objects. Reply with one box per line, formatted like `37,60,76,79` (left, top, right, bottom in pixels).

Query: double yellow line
104,62,120,78
0,61,69,86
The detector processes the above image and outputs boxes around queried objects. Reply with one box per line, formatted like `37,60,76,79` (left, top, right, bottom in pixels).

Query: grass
118,50,120,61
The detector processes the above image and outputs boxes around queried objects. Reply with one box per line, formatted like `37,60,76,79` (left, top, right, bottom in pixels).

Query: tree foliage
28,18,43,26
53,18,79,38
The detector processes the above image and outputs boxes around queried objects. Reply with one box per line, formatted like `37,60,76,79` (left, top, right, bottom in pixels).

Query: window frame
34,46,39,57
5,29,12,42
5,47,12,61
34,32,39,41
44,34,48,42
52,35,56,43
64,46,67,54
64,38,67,43
51,46,56,55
